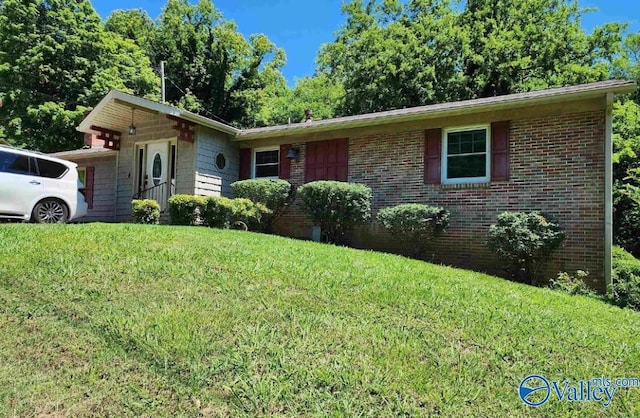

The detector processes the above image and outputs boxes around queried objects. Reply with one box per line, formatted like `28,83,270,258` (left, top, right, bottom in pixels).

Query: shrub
131,199,160,225
549,270,595,297
227,198,271,231
168,195,206,225
487,211,565,285
376,203,450,257
607,246,640,311
201,197,270,231
297,181,372,244
201,196,233,229
615,202,640,258
231,179,293,232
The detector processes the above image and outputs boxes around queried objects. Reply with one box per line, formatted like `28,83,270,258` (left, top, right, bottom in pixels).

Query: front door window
152,153,162,186
136,141,175,211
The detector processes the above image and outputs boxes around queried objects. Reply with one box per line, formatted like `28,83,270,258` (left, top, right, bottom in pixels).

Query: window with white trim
253,148,279,178
442,125,490,183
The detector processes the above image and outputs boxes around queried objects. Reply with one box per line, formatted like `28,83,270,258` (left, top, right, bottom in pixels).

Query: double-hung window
442,125,490,184
253,148,280,178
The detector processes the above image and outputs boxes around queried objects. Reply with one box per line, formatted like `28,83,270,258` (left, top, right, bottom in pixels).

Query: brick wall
275,110,607,291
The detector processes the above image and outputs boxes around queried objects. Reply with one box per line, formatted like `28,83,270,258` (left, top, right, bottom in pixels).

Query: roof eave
76,90,240,136
236,80,637,141
51,148,118,159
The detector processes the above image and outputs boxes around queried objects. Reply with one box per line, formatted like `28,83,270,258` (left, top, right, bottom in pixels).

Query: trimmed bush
231,179,293,232
549,271,595,297
488,211,565,285
607,246,640,311
168,194,206,225
377,203,450,257
131,199,160,225
227,198,270,231
297,181,372,244
201,196,233,229
201,197,270,231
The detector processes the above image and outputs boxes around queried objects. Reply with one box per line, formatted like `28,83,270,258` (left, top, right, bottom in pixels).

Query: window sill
438,182,490,190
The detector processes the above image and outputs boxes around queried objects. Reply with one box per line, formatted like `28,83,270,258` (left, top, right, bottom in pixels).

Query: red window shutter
305,139,348,183
424,128,442,184
330,138,348,182
239,148,251,180
491,121,510,181
305,141,324,182
85,166,95,210
279,144,291,179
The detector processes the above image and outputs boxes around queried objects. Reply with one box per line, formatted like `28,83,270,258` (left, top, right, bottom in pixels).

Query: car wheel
32,199,69,224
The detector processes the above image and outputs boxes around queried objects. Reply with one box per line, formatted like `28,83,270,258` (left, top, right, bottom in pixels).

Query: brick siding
275,110,607,291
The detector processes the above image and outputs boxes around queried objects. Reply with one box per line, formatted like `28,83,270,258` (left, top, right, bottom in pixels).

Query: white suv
0,145,88,223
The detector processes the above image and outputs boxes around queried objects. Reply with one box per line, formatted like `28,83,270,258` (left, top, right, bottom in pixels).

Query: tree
0,0,158,152
611,32,640,256
460,0,623,98
611,32,640,103
255,74,345,126
318,0,465,115
152,0,287,127
104,9,157,52
612,100,640,256
318,0,624,115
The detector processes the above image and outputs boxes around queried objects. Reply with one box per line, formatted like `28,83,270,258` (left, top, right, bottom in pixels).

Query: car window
0,150,33,175
36,158,68,179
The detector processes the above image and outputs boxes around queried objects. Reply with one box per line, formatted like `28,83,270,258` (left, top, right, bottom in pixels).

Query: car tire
32,199,69,224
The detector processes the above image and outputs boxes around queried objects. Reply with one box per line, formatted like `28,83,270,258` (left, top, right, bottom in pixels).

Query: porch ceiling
77,90,240,137
85,99,158,135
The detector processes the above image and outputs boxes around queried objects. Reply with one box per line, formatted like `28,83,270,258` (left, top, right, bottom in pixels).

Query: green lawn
0,224,639,417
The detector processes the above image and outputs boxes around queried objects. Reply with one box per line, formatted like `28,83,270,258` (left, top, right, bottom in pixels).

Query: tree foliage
0,0,158,152
105,9,157,52
611,32,640,256
152,0,288,127
319,0,624,115
318,0,465,115
460,0,622,98
612,98,640,256
255,74,345,125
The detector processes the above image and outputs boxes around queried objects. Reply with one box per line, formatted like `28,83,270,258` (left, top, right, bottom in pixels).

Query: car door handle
29,181,41,185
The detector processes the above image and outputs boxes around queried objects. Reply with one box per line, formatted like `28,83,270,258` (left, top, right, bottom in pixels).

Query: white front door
141,142,171,210
146,143,168,188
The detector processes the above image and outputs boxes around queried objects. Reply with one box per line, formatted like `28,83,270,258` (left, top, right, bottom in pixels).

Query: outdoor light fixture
286,147,299,161
128,108,137,136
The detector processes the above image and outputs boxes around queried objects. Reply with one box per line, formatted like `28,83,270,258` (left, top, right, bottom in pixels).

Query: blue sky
90,0,640,86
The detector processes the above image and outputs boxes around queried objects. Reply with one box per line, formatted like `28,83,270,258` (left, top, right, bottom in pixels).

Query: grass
0,223,639,417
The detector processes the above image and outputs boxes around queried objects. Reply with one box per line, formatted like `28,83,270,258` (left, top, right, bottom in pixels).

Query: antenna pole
160,61,166,104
